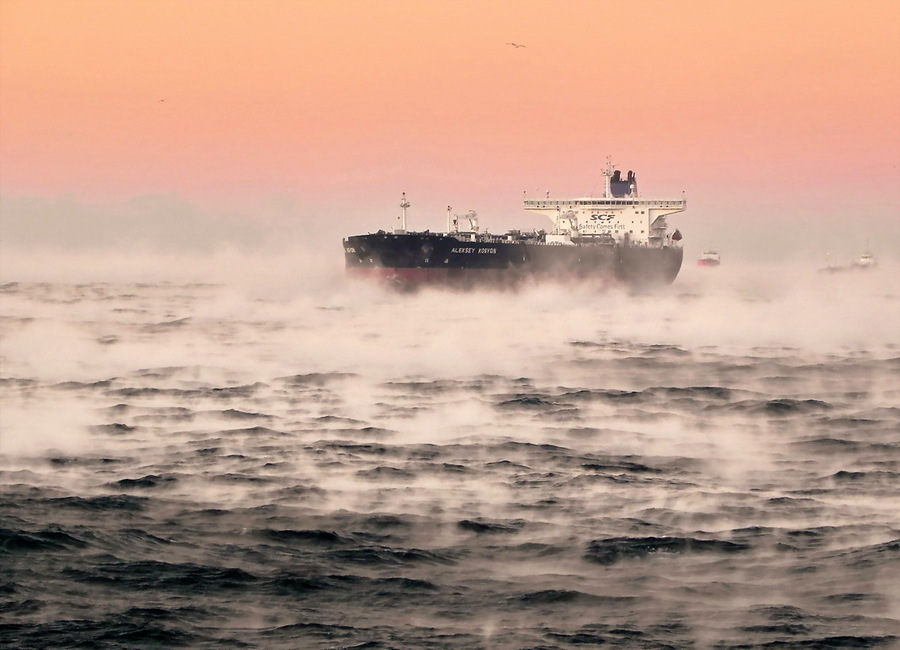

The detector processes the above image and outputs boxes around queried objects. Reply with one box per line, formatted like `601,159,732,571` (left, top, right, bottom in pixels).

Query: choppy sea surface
1,263,899,649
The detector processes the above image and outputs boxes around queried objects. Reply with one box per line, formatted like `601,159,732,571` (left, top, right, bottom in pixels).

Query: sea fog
1,250,898,648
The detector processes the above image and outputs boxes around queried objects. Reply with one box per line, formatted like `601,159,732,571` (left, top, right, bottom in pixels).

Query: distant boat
819,250,877,274
852,251,877,269
697,250,720,267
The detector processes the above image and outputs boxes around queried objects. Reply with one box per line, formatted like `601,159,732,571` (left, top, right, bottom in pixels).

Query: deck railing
524,199,686,209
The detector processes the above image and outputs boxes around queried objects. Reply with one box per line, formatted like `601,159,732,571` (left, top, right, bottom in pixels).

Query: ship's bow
617,246,684,289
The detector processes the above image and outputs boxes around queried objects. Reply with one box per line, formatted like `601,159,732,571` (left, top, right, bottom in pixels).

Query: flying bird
506,42,526,48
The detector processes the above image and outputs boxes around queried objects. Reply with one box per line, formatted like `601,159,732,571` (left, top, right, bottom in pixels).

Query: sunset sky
1,0,899,271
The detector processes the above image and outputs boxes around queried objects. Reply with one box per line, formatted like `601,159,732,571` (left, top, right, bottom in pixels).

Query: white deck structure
523,163,685,247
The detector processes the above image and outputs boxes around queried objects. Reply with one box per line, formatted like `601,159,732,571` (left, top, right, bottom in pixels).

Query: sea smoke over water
1,255,898,648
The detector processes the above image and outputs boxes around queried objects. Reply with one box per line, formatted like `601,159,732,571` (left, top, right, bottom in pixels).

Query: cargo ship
343,164,685,290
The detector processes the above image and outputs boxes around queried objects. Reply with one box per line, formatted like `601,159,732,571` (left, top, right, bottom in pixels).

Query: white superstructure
523,163,685,247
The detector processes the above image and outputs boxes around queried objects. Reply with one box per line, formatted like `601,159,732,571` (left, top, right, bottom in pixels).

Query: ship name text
451,247,497,254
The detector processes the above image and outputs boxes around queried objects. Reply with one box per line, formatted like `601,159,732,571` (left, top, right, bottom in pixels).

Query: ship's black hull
343,232,683,290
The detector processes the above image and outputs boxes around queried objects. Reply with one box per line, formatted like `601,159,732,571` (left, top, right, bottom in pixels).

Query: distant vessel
852,251,877,269
697,250,721,267
343,164,686,290
819,250,878,274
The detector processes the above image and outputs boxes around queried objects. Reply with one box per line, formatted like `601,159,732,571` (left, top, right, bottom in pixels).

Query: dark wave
140,317,191,332
218,408,273,419
54,379,113,391
276,372,358,385
42,495,149,512
47,456,130,467
258,528,349,546
351,464,415,481
496,394,563,408
0,527,88,553
91,422,138,434
513,589,634,606
0,619,204,649
108,382,266,399
712,398,835,415
830,538,900,569
457,518,524,534
266,572,441,600
648,385,734,400
109,474,178,490
62,561,258,591
584,536,751,564
563,388,647,402
327,547,456,566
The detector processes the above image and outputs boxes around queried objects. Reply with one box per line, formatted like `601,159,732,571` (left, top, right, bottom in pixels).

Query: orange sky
1,0,899,260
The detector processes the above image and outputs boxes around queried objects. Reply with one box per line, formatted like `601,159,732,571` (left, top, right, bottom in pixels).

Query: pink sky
1,0,899,263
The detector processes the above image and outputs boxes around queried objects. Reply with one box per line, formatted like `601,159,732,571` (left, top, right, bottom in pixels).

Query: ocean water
1,262,899,649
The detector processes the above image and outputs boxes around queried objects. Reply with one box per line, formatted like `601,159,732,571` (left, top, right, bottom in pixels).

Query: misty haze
2,0,899,648
2,250,898,646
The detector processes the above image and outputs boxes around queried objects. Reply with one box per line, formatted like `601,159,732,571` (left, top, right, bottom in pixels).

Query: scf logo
589,214,614,221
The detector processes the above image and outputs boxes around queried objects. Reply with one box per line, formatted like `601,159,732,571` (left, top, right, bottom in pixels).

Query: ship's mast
396,192,410,234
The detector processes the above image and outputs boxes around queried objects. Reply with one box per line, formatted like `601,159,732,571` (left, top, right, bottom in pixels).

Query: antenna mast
396,193,410,234
603,156,613,198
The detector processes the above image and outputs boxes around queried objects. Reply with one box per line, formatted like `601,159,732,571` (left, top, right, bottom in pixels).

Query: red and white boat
697,250,720,267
